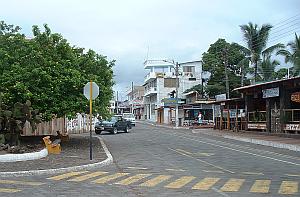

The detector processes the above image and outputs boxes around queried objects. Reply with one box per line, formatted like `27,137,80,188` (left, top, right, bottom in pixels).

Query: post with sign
83,81,99,160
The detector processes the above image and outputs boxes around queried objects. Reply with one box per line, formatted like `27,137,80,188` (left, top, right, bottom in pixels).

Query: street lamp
163,60,179,128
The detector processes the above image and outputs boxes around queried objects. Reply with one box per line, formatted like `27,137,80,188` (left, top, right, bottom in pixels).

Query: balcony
144,60,174,69
144,87,157,97
144,72,176,83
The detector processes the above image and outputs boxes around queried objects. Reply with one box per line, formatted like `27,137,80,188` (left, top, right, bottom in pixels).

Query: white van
122,113,136,126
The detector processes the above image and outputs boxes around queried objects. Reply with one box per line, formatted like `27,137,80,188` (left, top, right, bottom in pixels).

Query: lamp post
163,60,179,128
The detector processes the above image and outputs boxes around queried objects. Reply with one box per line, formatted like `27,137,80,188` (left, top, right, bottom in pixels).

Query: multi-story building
143,60,203,124
126,86,145,119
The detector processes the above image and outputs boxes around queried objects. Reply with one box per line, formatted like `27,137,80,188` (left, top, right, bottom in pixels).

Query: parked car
95,115,131,135
122,113,136,126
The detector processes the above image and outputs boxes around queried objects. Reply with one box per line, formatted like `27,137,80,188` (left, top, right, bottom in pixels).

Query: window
164,78,178,87
183,66,195,73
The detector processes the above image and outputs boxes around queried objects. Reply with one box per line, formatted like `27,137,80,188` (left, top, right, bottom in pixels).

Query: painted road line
285,174,300,177
164,176,196,189
0,188,21,193
192,178,220,190
68,171,108,182
115,174,151,185
202,170,224,174
220,178,245,192
165,169,186,172
0,180,44,186
92,173,129,184
163,132,300,167
47,171,88,181
242,172,264,176
126,167,148,170
169,147,235,174
278,181,298,195
140,175,172,187
249,180,271,193
176,149,193,155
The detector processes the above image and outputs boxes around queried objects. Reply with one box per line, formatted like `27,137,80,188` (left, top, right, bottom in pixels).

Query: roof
183,91,197,96
208,98,243,104
234,76,300,92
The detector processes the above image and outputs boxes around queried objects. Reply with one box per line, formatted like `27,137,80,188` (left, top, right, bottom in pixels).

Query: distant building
126,86,145,119
143,59,204,125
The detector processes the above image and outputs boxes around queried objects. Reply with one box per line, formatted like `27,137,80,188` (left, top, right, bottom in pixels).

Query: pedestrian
198,112,203,125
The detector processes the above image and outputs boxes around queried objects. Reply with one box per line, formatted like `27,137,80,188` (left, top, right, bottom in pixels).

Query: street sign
84,82,99,100
83,81,99,161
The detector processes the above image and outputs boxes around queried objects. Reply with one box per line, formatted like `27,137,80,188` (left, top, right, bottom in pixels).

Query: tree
258,56,280,81
202,39,247,98
240,22,284,83
0,21,114,122
276,33,300,76
274,68,288,80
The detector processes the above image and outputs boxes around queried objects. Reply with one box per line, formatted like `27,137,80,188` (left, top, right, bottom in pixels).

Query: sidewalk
0,134,108,173
194,129,300,152
139,120,300,152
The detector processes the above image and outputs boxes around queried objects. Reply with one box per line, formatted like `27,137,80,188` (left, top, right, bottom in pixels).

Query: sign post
83,81,99,160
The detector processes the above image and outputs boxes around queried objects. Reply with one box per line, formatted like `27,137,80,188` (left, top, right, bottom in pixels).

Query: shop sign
248,123,267,130
291,92,300,103
285,124,300,131
216,93,226,101
229,109,237,118
262,87,279,98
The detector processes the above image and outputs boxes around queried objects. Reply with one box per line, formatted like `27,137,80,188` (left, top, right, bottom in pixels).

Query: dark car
95,115,131,135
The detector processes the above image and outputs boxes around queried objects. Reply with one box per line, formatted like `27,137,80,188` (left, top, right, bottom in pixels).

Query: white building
143,60,203,124
126,86,145,119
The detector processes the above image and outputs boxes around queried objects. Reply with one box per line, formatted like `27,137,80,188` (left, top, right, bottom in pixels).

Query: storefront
211,98,246,131
234,76,300,134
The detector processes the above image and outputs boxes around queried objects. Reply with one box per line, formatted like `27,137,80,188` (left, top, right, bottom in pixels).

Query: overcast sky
2,0,300,100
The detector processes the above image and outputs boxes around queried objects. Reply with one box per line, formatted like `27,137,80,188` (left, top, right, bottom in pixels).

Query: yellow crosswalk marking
250,180,271,193
140,175,172,187
164,176,196,189
115,174,151,185
192,178,220,190
220,178,245,192
0,180,44,186
47,171,88,181
68,171,108,182
278,181,298,195
92,173,129,184
0,188,21,193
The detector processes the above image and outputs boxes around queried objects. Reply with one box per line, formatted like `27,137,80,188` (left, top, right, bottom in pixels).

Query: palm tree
258,56,280,81
240,22,284,83
276,33,300,76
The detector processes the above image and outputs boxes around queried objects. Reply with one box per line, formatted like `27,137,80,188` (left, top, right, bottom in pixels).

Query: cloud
1,0,299,99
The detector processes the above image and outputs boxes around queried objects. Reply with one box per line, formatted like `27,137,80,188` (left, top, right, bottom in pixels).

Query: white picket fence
22,114,96,136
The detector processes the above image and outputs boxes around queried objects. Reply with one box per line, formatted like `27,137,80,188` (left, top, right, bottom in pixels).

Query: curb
137,120,190,130
0,136,113,177
223,135,300,152
192,129,300,152
0,148,48,162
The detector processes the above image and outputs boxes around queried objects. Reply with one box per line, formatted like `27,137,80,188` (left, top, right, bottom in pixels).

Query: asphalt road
1,122,300,197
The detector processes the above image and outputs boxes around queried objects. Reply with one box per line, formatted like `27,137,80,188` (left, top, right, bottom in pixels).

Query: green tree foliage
240,22,284,82
276,33,300,76
0,21,114,121
258,56,280,81
202,39,247,98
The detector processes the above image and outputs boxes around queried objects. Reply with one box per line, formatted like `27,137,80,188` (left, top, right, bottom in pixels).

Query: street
1,122,300,197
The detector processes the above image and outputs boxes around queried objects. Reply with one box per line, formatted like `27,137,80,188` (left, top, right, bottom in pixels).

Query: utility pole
116,91,118,114
131,82,134,114
175,61,179,128
223,47,230,99
241,62,244,86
